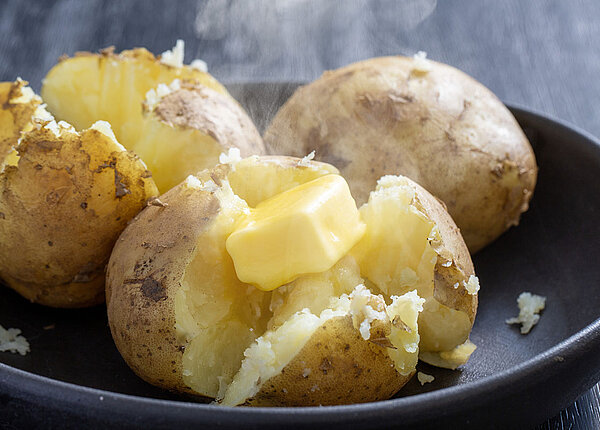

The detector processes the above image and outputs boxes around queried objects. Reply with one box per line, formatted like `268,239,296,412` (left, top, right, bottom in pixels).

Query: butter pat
226,175,365,291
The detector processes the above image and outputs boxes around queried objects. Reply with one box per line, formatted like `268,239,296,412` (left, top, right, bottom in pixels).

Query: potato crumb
0,324,30,355
190,59,208,72
412,51,432,73
201,179,219,193
417,372,435,385
464,275,480,295
43,120,61,138
349,284,387,340
160,39,185,68
10,80,36,104
33,105,54,122
183,175,204,190
302,368,311,378
90,121,124,150
506,292,546,334
57,120,76,133
144,79,181,111
219,148,242,164
297,151,316,167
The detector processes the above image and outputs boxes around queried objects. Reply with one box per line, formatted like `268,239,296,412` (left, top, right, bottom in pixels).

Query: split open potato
106,154,479,406
264,55,537,252
0,80,158,307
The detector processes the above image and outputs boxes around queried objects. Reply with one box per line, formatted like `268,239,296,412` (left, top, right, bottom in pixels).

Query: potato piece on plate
264,55,537,252
42,42,266,193
106,155,479,405
0,82,158,307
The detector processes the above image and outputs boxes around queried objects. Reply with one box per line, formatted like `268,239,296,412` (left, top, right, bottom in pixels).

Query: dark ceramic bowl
1,83,599,429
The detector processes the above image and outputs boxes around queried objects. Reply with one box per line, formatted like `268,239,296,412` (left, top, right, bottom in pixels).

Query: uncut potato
0,81,157,307
42,42,266,193
106,155,479,406
264,55,537,252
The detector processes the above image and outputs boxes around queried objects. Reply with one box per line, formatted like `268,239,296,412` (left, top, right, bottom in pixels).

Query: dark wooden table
0,0,599,428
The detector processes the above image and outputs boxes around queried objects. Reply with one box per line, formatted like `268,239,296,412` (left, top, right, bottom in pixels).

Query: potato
0,83,158,307
106,155,479,406
264,55,538,252
42,42,266,193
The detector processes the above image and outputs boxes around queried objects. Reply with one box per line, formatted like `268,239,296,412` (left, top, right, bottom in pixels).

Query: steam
193,0,437,82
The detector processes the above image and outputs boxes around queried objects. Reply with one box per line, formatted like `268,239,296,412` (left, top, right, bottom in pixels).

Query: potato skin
0,123,158,307
408,178,477,325
246,315,412,406
264,56,538,252
106,181,220,394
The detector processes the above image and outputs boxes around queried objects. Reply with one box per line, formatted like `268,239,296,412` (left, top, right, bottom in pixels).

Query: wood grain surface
0,0,599,428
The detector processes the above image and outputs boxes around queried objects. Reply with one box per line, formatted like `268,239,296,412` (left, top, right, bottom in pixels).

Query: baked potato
106,154,479,406
41,41,266,193
0,81,158,307
264,55,537,252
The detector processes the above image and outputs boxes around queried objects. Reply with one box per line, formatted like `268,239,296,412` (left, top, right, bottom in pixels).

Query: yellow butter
226,174,365,291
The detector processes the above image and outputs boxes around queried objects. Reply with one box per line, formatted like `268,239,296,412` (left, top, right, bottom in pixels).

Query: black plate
1,83,599,429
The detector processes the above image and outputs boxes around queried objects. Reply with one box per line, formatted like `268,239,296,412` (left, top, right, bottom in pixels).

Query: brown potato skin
408,178,477,325
264,56,538,252
246,315,413,406
151,82,266,157
0,125,157,307
106,182,221,394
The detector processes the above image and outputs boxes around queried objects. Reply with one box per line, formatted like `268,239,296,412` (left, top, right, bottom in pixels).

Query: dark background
0,0,599,428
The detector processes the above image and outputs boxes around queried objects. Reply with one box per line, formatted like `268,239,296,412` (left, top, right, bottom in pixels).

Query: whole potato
107,155,479,406
264,55,537,252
